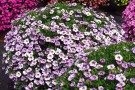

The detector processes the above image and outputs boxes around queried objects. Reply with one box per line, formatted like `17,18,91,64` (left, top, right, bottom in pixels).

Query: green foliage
115,0,129,6
60,42,135,89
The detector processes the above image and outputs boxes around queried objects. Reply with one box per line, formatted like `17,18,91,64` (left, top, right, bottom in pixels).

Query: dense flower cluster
60,42,135,90
122,0,135,42
0,0,38,31
3,2,125,90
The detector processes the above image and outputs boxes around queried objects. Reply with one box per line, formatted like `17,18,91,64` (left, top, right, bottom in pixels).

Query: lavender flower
130,78,135,84
90,75,98,81
121,62,128,69
98,71,105,76
116,74,126,82
98,86,104,90
116,82,125,87
107,74,115,80
132,47,135,54
100,58,106,63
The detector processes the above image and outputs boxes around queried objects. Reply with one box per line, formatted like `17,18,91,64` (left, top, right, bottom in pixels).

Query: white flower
59,53,65,58
68,74,75,81
44,77,51,81
49,50,55,54
117,67,123,72
84,32,90,35
121,29,125,35
47,88,52,90
35,72,41,78
47,59,53,63
72,3,77,6
28,56,34,61
62,55,68,60
72,24,77,27
115,54,123,61
42,25,49,29
93,29,98,33
105,17,110,21
55,48,62,54
18,64,23,69
79,86,87,90
82,10,86,14
14,30,18,35
69,48,76,53
46,37,51,42
85,12,91,16
116,74,126,82
54,25,59,29
5,46,9,51
96,64,103,69
41,7,47,11
73,28,78,32
98,86,104,90
47,54,54,59
15,51,21,56
52,16,59,19
24,52,31,57
95,35,101,41
52,80,57,85
96,20,101,23
57,30,62,34
27,67,32,73
133,42,135,45
50,10,54,14
82,40,89,44
59,36,65,41
25,87,30,90
52,61,58,66
69,10,74,15
76,63,83,68
24,39,29,45
107,64,115,70
102,35,106,40
23,70,27,75
89,60,97,67
42,15,47,19
73,36,79,40
89,31,94,36
28,82,34,88
62,31,67,35
55,7,60,9
16,71,21,77
46,63,52,68
30,60,37,66
61,9,65,13
51,21,56,26
105,39,111,46
26,21,30,25
66,18,70,21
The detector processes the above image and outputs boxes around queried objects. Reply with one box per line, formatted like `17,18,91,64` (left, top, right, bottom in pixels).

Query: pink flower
0,0,39,31
122,0,135,41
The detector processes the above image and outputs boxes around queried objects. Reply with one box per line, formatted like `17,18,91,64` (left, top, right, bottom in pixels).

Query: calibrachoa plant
122,0,135,42
3,2,125,90
0,0,38,31
60,42,135,90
